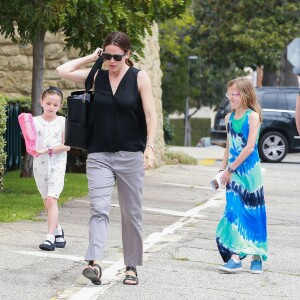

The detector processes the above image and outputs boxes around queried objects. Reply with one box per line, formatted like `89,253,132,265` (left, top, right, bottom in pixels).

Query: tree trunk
20,32,45,178
20,154,34,177
262,69,278,86
31,32,45,116
256,66,263,87
278,47,299,86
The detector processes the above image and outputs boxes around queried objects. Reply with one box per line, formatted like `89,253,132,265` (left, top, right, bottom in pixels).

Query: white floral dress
33,116,67,199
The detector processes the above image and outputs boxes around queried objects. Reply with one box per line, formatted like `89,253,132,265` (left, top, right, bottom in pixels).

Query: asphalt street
0,146,299,300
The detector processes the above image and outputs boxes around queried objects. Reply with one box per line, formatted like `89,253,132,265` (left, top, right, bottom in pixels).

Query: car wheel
258,131,288,163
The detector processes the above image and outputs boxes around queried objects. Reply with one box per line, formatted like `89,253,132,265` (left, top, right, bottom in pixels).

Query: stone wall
0,24,164,164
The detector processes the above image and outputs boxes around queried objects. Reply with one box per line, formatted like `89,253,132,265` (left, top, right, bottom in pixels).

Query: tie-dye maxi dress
216,109,268,262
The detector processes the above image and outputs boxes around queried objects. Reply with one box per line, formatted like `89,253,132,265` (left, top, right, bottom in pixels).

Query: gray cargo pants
84,151,145,267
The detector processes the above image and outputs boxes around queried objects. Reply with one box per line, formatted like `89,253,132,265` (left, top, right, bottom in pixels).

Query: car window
278,93,287,110
286,92,297,110
261,93,278,109
256,91,263,106
225,100,231,113
218,98,229,109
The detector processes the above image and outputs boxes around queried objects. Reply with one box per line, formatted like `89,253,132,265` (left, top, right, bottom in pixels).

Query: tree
0,0,188,176
159,8,196,113
160,7,246,114
192,0,300,85
159,7,245,145
160,1,300,146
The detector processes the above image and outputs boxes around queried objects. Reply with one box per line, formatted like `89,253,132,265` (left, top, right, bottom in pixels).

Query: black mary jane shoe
39,240,55,251
123,266,139,285
55,229,66,248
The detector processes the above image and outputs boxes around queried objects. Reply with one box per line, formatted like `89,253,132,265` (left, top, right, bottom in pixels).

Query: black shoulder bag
64,57,103,150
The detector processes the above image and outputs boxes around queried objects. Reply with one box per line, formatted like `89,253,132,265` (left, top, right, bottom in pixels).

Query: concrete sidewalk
64,151,300,300
0,146,299,300
167,145,224,161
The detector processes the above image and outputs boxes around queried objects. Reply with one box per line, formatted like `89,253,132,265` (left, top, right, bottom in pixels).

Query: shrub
163,113,174,145
0,95,7,191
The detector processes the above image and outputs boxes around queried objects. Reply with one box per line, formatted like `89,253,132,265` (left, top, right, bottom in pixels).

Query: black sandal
82,263,102,285
123,266,139,285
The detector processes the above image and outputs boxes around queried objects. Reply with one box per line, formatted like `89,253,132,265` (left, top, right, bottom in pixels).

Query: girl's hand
143,147,155,169
35,149,48,157
221,169,232,185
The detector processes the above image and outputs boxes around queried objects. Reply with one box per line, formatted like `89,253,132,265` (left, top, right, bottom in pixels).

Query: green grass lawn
0,171,88,223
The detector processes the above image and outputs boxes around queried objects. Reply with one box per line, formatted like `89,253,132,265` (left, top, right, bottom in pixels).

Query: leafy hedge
3,95,32,111
0,95,7,191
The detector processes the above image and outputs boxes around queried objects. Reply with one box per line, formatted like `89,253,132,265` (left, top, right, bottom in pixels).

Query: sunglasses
102,53,127,61
225,92,240,98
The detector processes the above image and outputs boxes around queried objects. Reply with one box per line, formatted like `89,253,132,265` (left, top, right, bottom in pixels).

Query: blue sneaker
250,259,262,274
218,258,242,273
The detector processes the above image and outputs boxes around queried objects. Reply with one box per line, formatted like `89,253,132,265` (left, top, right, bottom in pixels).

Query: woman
56,32,157,285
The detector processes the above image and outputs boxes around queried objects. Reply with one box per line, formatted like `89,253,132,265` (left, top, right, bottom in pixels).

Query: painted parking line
75,199,218,218
199,158,217,166
160,182,225,191
14,251,115,265
69,193,225,300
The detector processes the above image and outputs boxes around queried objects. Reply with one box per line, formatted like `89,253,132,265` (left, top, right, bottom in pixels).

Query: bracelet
219,169,224,173
48,148,53,157
146,142,155,152
227,165,235,173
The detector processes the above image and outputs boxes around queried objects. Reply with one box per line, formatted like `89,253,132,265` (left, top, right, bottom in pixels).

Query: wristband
48,148,53,157
227,165,235,173
219,169,224,173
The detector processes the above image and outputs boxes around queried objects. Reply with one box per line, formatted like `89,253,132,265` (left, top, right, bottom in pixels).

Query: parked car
211,87,300,163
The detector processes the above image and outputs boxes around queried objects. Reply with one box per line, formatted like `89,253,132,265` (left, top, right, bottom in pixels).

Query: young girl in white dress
33,86,70,251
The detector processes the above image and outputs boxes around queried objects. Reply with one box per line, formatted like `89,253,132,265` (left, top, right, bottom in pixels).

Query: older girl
216,77,268,274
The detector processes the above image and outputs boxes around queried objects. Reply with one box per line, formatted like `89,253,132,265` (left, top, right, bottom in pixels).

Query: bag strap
85,56,104,92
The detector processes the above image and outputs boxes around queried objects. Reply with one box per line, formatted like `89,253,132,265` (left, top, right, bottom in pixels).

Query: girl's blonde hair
227,77,263,123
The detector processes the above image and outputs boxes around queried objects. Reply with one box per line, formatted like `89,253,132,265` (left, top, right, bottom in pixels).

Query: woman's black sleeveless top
88,67,147,153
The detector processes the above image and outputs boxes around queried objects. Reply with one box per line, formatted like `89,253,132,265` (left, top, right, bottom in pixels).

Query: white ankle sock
45,234,55,244
54,225,62,236
54,226,65,242
54,225,62,235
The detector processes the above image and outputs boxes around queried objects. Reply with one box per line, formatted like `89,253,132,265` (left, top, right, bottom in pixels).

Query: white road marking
14,251,114,264
110,203,206,218
77,199,191,217
69,193,225,300
160,182,215,190
75,191,225,218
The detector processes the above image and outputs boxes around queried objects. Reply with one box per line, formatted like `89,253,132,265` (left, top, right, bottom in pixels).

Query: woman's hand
92,48,103,61
143,147,155,169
